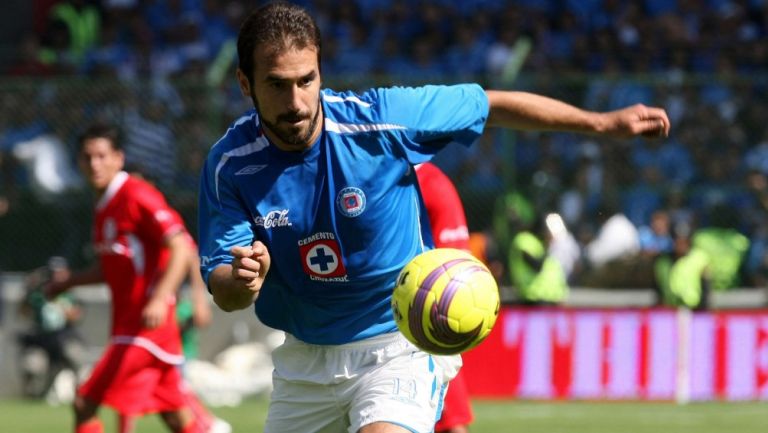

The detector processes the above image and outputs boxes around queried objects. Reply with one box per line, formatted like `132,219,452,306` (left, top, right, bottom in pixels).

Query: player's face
238,46,322,152
78,137,124,193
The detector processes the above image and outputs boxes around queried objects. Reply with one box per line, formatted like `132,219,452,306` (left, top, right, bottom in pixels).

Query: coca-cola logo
254,209,292,228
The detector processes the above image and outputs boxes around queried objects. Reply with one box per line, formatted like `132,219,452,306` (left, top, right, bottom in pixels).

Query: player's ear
236,68,251,97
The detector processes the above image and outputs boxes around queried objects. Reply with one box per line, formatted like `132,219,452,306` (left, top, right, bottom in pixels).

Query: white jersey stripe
96,171,129,211
322,94,372,107
211,114,255,150
112,335,185,365
325,118,406,134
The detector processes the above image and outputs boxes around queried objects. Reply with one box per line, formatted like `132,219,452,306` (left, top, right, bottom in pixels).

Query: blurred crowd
1,0,768,307
4,0,768,80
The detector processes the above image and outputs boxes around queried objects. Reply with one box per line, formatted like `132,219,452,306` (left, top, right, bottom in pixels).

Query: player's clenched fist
230,241,271,290
210,241,271,312
599,103,670,138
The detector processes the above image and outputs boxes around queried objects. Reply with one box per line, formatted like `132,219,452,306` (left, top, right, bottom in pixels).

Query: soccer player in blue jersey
197,2,671,433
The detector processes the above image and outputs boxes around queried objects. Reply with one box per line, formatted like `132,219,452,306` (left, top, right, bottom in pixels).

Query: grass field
2,397,766,433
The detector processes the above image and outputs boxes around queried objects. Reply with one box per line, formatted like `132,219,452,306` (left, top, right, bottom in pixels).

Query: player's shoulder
321,88,379,122
321,86,434,126
125,175,159,192
121,175,148,196
124,175,163,197
209,110,260,156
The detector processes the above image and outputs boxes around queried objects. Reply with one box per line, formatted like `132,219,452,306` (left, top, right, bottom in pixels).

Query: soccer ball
391,248,500,355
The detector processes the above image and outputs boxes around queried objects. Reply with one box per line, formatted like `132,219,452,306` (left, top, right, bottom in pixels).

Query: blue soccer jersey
198,84,489,344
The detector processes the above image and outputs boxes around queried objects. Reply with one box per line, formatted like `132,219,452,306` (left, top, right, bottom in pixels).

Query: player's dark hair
77,123,123,152
237,1,322,86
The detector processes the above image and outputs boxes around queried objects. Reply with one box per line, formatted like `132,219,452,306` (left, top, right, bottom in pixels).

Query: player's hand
599,104,670,139
230,240,271,292
142,297,168,329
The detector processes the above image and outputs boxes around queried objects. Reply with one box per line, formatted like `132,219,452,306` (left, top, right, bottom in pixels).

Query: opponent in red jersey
415,162,474,433
47,124,200,433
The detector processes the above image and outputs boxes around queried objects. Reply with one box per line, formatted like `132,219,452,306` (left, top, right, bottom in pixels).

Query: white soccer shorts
264,331,462,433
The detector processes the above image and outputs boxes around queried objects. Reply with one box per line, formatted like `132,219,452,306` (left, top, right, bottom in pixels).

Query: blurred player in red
415,162,474,433
116,231,230,433
112,167,229,433
47,123,207,433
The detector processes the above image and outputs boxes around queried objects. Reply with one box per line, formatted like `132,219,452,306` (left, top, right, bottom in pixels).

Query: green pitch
1,398,765,432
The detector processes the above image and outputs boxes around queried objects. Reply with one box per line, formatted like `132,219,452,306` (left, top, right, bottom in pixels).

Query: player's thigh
349,351,460,433
264,376,348,433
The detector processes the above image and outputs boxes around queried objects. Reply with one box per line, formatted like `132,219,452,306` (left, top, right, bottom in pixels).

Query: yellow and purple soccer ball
391,248,500,355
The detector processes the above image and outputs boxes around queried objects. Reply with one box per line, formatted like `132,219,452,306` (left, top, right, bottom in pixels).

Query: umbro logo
235,164,268,175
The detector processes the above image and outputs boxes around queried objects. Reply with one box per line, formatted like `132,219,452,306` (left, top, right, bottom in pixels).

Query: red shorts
435,367,473,431
78,343,187,416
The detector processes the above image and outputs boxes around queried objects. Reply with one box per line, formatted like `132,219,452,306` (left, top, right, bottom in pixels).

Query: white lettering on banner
607,313,643,398
254,209,292,229
727,317,754,400
519,312,552,398
647,312,677,398
461,308,768,401
570,312,602,398
690,315,715,399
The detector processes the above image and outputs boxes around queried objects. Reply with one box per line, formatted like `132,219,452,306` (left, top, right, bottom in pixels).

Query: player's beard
254,95,322,151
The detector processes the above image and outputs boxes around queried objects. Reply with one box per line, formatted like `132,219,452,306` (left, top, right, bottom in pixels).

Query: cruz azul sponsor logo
298,232,348,282
254,209,292,229
336,187,366,218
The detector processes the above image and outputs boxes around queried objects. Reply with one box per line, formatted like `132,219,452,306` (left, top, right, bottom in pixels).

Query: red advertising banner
462,307,768,401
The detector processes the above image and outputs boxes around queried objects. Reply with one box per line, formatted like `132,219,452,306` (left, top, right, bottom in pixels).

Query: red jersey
93,171,186,364
415,163,470,251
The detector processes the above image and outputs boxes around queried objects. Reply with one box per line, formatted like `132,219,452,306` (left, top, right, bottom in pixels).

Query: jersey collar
95,171,129,211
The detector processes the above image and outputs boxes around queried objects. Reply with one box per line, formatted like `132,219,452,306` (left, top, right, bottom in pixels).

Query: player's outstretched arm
44,264,102,299
485,90,670,138
209,241,271,312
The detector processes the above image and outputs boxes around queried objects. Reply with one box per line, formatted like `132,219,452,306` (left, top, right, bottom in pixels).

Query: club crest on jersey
298,232,348,282
336,187,366,218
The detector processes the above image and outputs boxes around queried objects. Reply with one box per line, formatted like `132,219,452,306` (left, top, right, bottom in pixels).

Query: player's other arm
44,265,103,299
143,230,193,328
187,252,212,327
485,90,670,138
209,241,271,312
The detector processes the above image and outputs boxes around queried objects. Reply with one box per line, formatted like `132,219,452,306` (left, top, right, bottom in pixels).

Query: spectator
666,229,712,310
691,203,750,291
508,215,570,305
638,209,675,257
47,0,101,64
